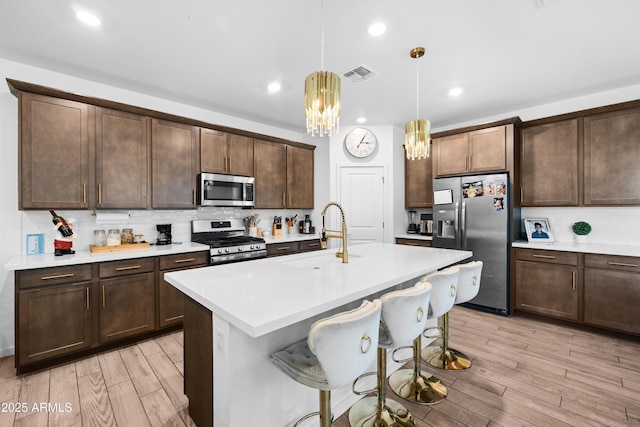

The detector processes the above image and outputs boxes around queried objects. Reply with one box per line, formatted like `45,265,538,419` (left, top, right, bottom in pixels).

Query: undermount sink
280,252,362,269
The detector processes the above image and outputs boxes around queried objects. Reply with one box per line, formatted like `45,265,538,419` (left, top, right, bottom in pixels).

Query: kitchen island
164,242,472,426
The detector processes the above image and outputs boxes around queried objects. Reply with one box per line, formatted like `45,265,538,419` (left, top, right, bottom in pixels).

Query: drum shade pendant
304,0,341,136
405,47,431,160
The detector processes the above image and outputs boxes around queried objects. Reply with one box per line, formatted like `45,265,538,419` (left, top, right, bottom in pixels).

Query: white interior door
338,166,384,244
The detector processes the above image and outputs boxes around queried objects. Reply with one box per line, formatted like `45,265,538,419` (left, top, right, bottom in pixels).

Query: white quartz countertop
512,240,640,257
164,242,472,338
395,233,433,241
4,242,210,271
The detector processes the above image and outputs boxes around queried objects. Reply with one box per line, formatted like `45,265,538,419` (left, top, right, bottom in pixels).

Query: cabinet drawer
266,242,299,257
396,238,432,247
17,264,93,290
585,254,640,272
159,251,208,271
299,240,323,252
515,248,578,266
99,257,155,278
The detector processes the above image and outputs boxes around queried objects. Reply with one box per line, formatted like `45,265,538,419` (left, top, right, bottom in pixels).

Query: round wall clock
344,128,378,158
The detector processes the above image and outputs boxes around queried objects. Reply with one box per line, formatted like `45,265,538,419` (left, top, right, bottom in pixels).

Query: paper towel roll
95,212,130,224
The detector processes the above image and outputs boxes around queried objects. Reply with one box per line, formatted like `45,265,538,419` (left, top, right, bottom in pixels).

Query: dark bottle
49,210,74,238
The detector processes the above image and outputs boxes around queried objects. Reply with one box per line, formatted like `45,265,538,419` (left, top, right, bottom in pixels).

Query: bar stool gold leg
388,335,447,405
421,312,472,371
349,348,415,427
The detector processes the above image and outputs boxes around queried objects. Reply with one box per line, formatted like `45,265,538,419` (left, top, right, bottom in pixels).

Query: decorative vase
574,234,588,244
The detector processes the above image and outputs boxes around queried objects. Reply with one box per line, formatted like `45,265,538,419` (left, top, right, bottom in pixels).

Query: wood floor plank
119,345,162,397
48,363,81,426
76,371,116,427
146,351,188,412
0,376,21,404
0,358,17,384
156,333,184,364
13,411,47,427
97,350,129,389
560,396,630,427
137,338,164,357
107,380,151,427
74,356,101,379
15,370,49,421
0,399,16,427
140,388,186,427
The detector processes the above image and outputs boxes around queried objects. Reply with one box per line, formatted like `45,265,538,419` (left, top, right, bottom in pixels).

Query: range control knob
225,248,231,253
238,246,244,252
218,249,224,254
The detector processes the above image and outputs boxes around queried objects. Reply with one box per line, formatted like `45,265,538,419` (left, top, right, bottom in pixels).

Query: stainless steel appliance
191,219,266,265
407,210,418,234
198,173,255,207
432,173,510,314
419,213,433,236
156,224,172,245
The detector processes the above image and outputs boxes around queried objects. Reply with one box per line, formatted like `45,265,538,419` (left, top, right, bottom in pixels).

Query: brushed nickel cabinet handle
86,287,90,310
115,265,141,271
40,273,74,280
102,285,105,307
532,254,556,259
174,258,195,264
571,271,576,290
607,261,638,268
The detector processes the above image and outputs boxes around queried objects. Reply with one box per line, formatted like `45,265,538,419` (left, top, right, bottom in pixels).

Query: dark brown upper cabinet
200,128,254,177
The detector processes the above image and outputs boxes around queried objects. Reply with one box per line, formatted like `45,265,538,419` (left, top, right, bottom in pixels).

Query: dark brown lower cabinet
17,281,92,365
395,238,432,247
584,254,640,335
515,249,579,321
99,272,156,342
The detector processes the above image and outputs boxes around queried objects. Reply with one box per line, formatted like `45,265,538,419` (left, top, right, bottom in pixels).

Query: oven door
198,173,254,207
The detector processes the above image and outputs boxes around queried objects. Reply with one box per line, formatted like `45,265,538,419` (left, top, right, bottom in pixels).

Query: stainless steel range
191,219,267,265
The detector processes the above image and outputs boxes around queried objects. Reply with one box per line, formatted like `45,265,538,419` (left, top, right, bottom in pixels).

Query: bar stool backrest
421,266,459,319
379,282,432,348
308,299,382,389
455,261,483,304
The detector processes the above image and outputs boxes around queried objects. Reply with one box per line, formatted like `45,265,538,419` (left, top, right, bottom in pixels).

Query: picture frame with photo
524,218,554,242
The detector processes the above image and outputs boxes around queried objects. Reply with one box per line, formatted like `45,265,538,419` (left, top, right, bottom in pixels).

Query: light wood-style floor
0,306,639,426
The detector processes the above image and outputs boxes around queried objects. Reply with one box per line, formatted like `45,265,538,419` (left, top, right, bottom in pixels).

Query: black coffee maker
156,224,172,245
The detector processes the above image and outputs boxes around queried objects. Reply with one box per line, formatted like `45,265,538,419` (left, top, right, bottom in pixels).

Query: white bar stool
272,299,382,427
422,261,483,371
349,281,432,426
387,267,459,406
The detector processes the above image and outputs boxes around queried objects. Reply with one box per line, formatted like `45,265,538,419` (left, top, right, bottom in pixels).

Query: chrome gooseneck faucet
320,201,348,263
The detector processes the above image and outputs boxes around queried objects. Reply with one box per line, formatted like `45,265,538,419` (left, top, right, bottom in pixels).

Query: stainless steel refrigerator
432,173,510,314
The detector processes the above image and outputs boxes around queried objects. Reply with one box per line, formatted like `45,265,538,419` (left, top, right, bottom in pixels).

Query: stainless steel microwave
198,173,255,207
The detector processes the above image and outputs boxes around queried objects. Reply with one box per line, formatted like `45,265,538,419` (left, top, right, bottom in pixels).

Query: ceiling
1,0,639,134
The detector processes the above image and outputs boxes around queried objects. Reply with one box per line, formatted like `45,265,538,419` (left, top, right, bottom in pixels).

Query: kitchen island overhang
165,242,472,426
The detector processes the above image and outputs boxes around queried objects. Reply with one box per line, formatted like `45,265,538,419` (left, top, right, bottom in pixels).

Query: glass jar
121,228,134,244
107,229,121,246
93,230,106,247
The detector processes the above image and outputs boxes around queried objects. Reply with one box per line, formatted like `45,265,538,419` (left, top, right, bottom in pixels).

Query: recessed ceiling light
267,82,281,94
356,117,367,124
449,87,463,97
367,22,386,36
76,11,101,27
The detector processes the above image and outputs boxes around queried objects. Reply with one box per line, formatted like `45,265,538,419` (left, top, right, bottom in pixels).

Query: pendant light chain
416,56,419,120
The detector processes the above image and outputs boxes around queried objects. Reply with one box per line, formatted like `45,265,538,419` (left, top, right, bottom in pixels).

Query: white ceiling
1,0,639,134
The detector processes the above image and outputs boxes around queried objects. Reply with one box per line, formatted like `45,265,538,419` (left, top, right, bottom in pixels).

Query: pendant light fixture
304,0,341,136
405,47,431,160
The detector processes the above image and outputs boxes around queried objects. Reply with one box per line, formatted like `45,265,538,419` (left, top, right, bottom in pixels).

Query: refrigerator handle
461,199,467,249
455,200,461,249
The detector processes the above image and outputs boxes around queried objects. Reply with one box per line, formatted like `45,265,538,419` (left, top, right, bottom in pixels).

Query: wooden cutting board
90,242,150,253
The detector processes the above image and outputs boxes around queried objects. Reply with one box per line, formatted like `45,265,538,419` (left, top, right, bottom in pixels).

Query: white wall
0,57,328,358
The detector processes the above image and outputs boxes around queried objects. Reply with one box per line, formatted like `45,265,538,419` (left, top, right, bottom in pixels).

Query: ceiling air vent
343,65,378,83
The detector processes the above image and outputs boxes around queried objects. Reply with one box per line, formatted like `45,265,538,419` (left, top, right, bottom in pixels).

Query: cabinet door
228,134,254,176
99,272,155,342
152,119,199,208
95,108,150,209
286,145,314,209
433,133,468,176
18,282,92,365
515,260,578,321
200,128,228,174
468,125,506,173
584,107,640,205
584,268,640,335
404,155,432,208
158,271,186,328
521,120,578,206
20,93,90,209
254,139,286,208
395,238,432,247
